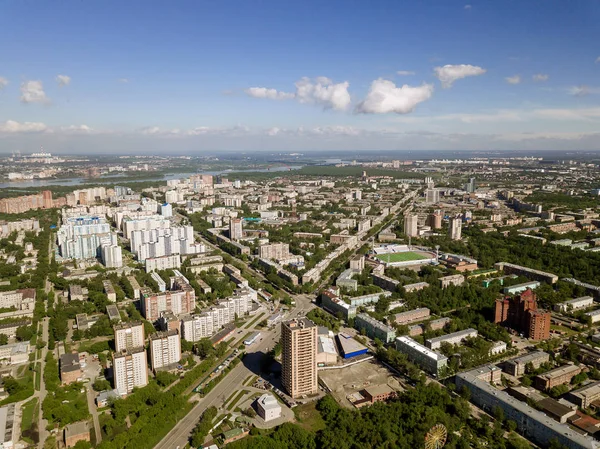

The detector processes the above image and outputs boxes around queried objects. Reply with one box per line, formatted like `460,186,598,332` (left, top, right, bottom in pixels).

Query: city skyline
1,1,600,153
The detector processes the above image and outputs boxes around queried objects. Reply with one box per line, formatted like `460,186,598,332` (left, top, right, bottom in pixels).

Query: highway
154,294,314,449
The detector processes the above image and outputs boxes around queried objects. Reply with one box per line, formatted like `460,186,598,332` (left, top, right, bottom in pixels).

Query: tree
0,334,8,345
16,326,34,342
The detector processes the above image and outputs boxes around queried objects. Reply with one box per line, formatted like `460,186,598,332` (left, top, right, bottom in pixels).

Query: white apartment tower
113,348,148,395
448,217,462,240
149,330,181,371
403,213,419,237
229,218,243,241
114,322,145,353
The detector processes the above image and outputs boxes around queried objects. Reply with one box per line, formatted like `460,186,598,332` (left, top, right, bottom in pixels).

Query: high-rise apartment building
113,348,148,395
465,177,476,193
448,217,462,240
0,191,53,214
427,210,443,229
403,213,418,237
114,322,145,353
425,188,439,204
101,244,123,268
149,330,181,371
229,218,243,241
494,289,550,340
141,278,196,321
281,318,318,399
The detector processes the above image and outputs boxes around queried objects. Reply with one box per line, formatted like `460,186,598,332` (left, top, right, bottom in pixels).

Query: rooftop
396,336,447,362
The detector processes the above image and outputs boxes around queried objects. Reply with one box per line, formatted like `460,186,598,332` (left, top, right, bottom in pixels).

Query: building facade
281,318,318,399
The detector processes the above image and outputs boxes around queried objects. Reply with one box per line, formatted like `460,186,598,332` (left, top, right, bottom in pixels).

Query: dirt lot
319,359,403,409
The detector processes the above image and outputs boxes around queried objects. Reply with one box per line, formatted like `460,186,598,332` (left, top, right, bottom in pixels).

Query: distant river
0,165,303,190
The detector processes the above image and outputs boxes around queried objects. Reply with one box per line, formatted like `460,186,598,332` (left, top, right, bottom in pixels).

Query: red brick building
494,289,550,340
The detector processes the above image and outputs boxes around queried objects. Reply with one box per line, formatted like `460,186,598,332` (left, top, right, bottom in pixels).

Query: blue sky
1,0,600,153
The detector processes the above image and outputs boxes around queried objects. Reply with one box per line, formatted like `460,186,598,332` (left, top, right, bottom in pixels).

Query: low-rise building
585,309,600,324
103,280,117,302
503,281,541,295
394,307,430,325
256,394,282,422
426,328,478,350
535,364,582,391
403,282,429,293
439,274,465,288
568,381,600,409
395,336,448,376
336,333,368,359
554,296,594,313
355,313,396,344
64,421,90,448
60,352,82,385
362,384,396,404
504,351,550,377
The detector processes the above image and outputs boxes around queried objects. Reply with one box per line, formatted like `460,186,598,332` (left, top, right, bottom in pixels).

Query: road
37,318,50,449
86,384,102,444
154,294,314,449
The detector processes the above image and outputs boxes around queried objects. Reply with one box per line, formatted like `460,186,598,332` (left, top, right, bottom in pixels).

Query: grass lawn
375,251,428,263
226,389,248,411
245,313,265,329
21,398,38,432
293,402,326,432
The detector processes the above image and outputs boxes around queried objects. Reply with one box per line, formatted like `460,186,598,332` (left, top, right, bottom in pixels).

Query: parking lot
319,359,403,409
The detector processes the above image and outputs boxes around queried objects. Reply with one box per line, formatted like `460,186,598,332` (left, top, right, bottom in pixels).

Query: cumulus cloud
505,75,521,85
245,76,351,111
0,77,8,90
355,79,434,114
118,78,129,83
464,4,472,9
244,87,295,100
433,64,486,88
56,75,71,87
20,81,48,104
532,73,549,82
267,127,281,136
60,125,93,133
0,120,47,133
397,71,415,76
566,85,600,97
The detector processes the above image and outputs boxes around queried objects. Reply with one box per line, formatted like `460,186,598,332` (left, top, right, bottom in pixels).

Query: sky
1,0,600,154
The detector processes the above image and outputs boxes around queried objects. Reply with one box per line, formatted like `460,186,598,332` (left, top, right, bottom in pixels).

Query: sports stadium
371,244,437,267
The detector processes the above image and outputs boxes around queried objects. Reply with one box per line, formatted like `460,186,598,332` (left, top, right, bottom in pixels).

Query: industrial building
395,336,448,376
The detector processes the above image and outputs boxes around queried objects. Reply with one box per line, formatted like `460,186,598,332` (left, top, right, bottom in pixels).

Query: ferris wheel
424,424,448,449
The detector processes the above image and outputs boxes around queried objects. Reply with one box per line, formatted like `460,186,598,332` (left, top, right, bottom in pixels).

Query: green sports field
375,251,428,263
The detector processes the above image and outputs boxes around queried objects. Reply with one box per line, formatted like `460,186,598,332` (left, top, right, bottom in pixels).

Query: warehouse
336,333,368,359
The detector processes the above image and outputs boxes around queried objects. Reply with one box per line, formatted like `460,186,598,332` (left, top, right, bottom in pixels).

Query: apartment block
149,330,181,371
145,254,181,273
113,348,149,395
534,364,582,391
281,318,318,399
114,322,145,353
568,381,600,409
395,336,448,375
426,328,478,350
504,351,550,377
355,313,396,344
141,279,196,321
554,296,594,313
394,308,430,325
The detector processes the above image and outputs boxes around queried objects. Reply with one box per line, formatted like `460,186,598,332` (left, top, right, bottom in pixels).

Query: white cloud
60,124,93,133
567,85,600,97
118,78,129,83
20,80,49,104
596,57,600,64
294,77,351,110
397,71,415,76
355,79,434,114
0,120,47,133
505,75,521,85
464,4,472,9
245,76,351,111
0,77,8,90
433,64,486,88
56,75,71,87
532,73,549,82
267,127,281,136
244,87,295,100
